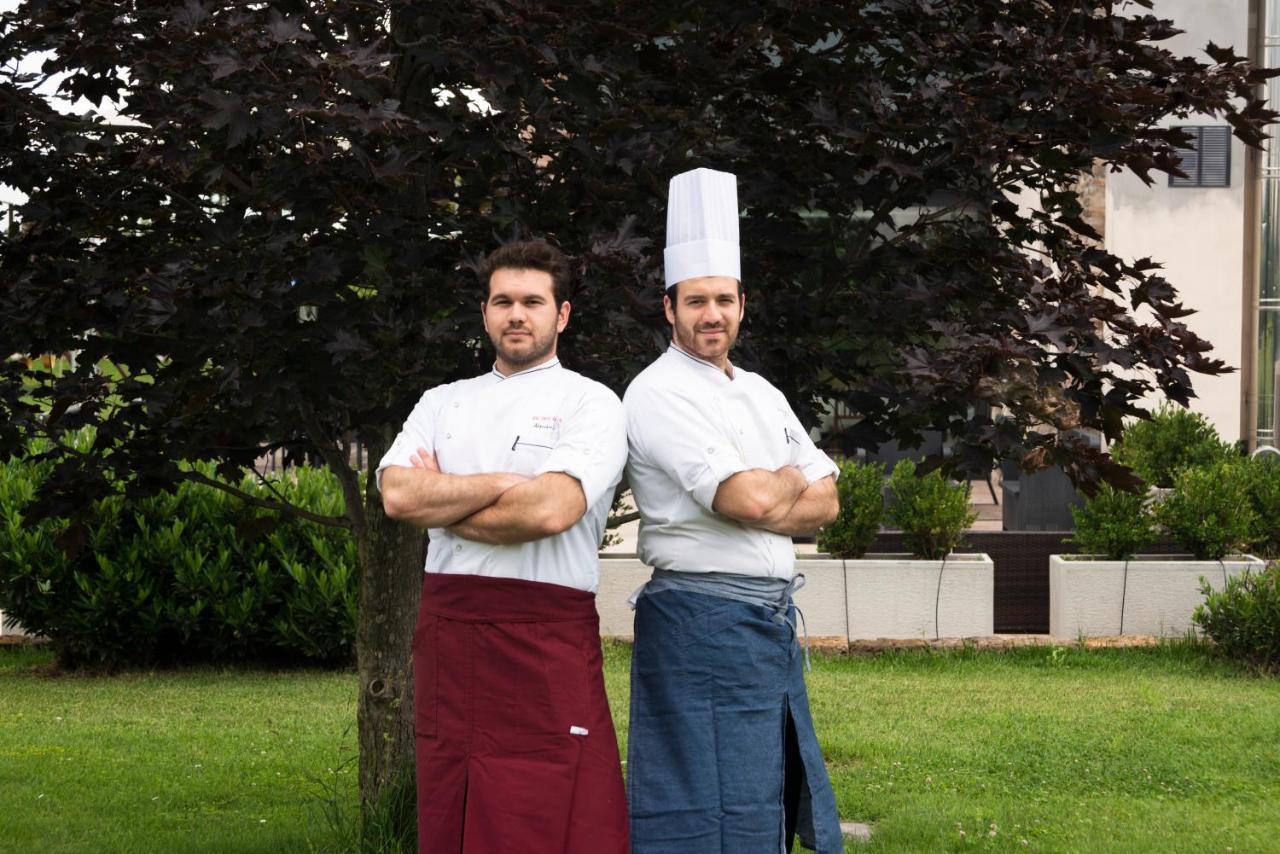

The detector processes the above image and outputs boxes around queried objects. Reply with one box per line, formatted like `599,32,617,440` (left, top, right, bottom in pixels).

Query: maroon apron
413,572,629,854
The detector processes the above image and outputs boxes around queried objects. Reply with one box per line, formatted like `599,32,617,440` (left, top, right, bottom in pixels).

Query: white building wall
1104,0,1252,443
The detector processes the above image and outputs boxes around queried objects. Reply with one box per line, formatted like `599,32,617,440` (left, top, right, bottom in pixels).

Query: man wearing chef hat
378,240,629,854
624,168,845,853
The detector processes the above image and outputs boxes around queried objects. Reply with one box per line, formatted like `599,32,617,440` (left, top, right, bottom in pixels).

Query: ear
663,292,676,327
480,300,490,334
556,300,572,333
738,290,746,321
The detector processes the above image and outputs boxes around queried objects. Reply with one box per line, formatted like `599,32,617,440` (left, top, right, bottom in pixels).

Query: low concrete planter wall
595,556,652,637
598,553,994,642
832,553,994,640
788,557,849,639
0,610,31,638
1048,554,1265,639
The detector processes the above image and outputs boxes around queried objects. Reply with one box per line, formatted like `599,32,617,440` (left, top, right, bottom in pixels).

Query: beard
492,325,558,368
672,318,737,361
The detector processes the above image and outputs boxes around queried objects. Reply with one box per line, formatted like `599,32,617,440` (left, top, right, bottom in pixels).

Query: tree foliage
1,1,1277,506
2,0,1277,808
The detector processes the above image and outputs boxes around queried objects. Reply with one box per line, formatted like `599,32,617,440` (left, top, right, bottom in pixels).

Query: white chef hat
663,167,740,289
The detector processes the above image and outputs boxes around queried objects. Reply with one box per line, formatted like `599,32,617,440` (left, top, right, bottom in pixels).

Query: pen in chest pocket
512,434,554,451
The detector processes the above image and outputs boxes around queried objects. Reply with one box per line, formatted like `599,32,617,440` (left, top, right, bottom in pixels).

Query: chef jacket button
707,447,715,454
445,433,451,439
454,544,462,553
452,402,459,408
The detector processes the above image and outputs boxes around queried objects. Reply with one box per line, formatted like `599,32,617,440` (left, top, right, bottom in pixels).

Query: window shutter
1198,126,1231,186
1168,125,1231,188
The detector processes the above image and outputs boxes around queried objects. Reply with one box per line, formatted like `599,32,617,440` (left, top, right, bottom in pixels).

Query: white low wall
838,554,995,640
598,553,994,641
0,610,30,638
1049,554,1264,638
595,557,652,637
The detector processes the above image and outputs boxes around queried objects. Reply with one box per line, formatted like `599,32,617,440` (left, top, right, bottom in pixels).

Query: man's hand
760,474,839,536
409,447,440,472
447,472,588,545
408,447,528,493
380,449,528,529
712,464,809,528
777,464,808,495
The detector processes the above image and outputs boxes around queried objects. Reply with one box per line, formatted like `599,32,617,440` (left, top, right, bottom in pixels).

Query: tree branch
252,465,294,507
300,401,368,538
179,469,351,529
606,510,640,529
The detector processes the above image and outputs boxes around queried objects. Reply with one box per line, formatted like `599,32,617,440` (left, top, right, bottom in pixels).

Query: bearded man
378,239,629,854
623,169,844,853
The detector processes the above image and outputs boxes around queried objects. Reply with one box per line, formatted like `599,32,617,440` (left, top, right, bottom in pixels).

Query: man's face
664,276,744,364
481,267,570,371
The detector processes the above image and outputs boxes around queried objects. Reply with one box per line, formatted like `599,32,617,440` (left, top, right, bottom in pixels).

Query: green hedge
886,460,977,560
1154,460,1257,561
1069,483,1155,561
0,435,359,668
816,459,885,559
1112,405,1232,488
1195,561,1280,674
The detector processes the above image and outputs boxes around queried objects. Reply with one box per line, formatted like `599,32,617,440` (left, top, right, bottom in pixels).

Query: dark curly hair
476,240,572,307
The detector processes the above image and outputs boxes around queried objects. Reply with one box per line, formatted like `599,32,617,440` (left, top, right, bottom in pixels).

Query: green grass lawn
2,641,1278,853
0,646,359,853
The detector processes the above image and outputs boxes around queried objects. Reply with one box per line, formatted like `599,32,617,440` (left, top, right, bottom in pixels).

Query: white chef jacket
375,358,626,593
624,344,839,578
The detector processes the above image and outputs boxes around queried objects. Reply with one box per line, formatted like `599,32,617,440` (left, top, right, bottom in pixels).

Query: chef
378,239,629,854
624,168,845,853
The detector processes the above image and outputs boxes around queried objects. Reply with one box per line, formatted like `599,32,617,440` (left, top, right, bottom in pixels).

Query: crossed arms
712,466,838,536
380,448,587,544
383,451,832,541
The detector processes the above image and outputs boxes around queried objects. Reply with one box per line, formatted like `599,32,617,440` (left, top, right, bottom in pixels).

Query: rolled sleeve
536,387,628,508
686,443,751,511
787,409,839,483
375,389,438,492
799,452,840,484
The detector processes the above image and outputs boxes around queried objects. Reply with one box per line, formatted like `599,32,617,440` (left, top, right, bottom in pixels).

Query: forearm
713,466,807,527
761,476,840,535
381,467,516,529
449,474,586,545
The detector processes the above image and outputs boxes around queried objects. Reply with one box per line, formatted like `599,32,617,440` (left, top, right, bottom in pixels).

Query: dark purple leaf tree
2,0,1274,822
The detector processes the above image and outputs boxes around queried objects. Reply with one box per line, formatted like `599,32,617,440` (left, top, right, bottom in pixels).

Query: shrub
1111,405,1232,488
1068,483,1155,560
1194,561,1280,674
886,460,977,560
0,435,359,668
1153,460,1257,561
816,459,885,559
1240,455,1280,560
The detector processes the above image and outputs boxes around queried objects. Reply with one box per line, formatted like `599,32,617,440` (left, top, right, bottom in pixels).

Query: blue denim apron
626,571,843,853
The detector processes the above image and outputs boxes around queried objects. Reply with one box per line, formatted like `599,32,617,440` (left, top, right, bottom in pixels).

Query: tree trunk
355,428,428,820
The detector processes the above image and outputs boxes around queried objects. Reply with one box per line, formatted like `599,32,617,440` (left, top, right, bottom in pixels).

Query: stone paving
837,634,1161,654
841,820,873,842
